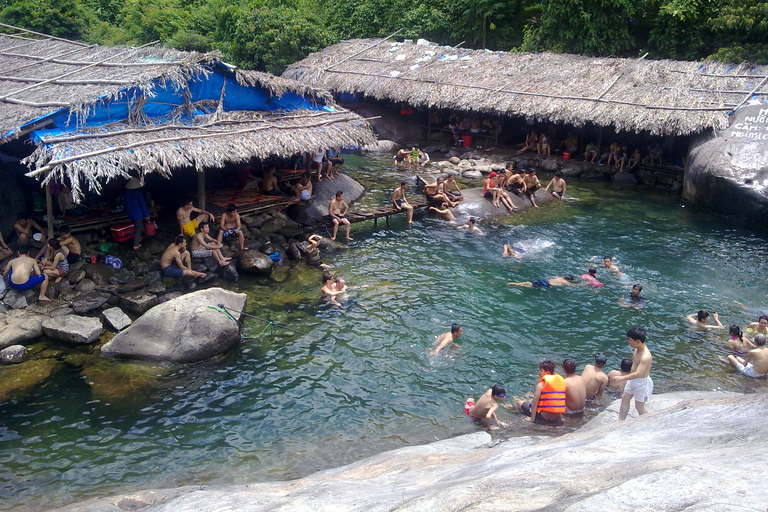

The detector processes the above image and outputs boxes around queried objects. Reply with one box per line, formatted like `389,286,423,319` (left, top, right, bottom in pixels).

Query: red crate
111,221,135,242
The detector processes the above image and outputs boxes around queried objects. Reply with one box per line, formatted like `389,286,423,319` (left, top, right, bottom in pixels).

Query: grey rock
237,251,274,274
144,282,167,295
75,278,97,293
158,292,183,303
107,294,121,306
101,288,246,362
462,170,482,179
72,292,111,314
119,290,159,315
3,289,36,309
448,156,461,165
259,217,286,235
581,170,607,180
42,315,102,344
560,165,584,178
612,172,638,184
203,257,220,275
0,345,28,364
0,310,46,349
113,268,136,285
101,307,132,331
84,264,116,286
360,139,400,154
132,261,151,276
0,304,7,315
539,157,560,172
218,263,239,282
117,280,146,294
285,174,365,225
67,268,86,285
144,271,161,285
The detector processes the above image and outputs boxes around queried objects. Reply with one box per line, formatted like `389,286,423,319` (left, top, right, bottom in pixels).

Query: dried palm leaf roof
0,25,374,197
284,38,768,136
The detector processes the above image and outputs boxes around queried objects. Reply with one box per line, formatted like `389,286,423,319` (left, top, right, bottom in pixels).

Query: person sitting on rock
57,226,81,265
563,358,586,416
424,178,456,208
607,141,621,167
727,334,768,379
40,238,68,284
293,175,313,202
517,131,538,155
442,175,463,202
583,142,598,163
217,204,247,252
464,384,508,430
628,148,642,170
177,198,215,238
514,360,566,424
2,245,50,302
161,236,206,279
326,148,344,177
14,213,46,246
191,222,231,267
522,170,541,208
581,352,609,401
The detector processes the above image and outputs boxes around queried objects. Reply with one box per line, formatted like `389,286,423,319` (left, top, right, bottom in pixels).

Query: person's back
582,352,609,399
607,358,633,392
563,359,586,414
748,344,768,375
8,253,36,285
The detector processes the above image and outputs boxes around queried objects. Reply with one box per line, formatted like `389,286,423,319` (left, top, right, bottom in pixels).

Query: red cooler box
462,135,473,147
111,221,135,242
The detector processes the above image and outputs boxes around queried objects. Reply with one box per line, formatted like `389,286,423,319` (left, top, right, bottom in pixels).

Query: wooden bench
57,206,162,234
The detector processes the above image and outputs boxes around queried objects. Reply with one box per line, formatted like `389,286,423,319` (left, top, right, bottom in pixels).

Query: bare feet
38,296,51,302
54,276,62,283
133,244,142,250
345,237,353,241
241,247,249,251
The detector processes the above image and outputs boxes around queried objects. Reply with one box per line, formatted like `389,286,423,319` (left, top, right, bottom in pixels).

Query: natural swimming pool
2,154,767,511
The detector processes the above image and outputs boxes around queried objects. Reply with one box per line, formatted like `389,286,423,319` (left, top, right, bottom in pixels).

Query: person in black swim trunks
507,275,576,288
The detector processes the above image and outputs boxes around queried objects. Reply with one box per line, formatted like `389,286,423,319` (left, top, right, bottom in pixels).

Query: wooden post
427,106,432,142
45,183,54,238
197,168,206,211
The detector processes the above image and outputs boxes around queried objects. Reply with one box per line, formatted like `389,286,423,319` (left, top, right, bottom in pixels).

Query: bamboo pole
198,168,206,212
324,29,404,72
45,183,53,238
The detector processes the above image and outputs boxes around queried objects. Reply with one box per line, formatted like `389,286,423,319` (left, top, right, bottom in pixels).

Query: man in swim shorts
508,276,576,288
563,358,586,415
329,191,352,241
545,171,566,199
160,236,206,279
391,181,414,223
515,360,566,424
2,245,50,302
217,204,248,252
612,326,653,420
177,199,214,238
607,358,633,393
465,384,507,430
727,334,768,378
394,148,410,170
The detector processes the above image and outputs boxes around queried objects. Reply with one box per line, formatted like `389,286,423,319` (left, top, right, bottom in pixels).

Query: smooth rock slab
119,290,159,315
0,310,47,349
85,264,116,286
101,287,246,362
72,292,111,314
3,289,35,309
42,315,102,344
101,307,132,331
237,251,274,274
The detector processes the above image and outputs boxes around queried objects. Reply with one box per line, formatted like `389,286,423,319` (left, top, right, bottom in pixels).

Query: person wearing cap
581,352,609,401
124,177,150,251
464,384,508,430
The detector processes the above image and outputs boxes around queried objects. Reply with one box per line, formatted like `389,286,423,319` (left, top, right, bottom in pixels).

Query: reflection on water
2,155,767,511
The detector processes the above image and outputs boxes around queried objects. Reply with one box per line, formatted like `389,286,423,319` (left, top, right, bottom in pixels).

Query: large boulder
684,105,768,227
286,174,365,225
0,310,46,348
42,315,102,344
100,287,246,362
2,289,36,309
360,139,401,154
0,345,28,364
237,251,274,274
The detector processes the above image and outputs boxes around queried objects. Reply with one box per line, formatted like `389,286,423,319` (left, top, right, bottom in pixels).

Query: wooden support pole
197,169,206,211
45,184,53,238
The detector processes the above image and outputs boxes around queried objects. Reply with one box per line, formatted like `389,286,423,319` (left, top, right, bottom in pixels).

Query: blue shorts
531,279,549,288
7,269,46,291
162,261,185,278
222,228,238,238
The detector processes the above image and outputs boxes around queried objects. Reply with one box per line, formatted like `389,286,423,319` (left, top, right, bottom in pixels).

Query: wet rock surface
42,315,103,344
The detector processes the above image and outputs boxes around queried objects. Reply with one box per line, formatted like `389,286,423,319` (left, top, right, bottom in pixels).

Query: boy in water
457,217,484,235
430,323,462,356
612,327,653,420
545,171,566,199
607,358,633,393
581,352,609,401
464,384,508,430
687,310,724,330
727,334,768,378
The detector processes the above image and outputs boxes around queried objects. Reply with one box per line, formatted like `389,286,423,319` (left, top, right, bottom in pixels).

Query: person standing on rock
612,326,653,421
329,191,352,241
217,204,247,252
177,199,214,239
392,181,414,223
465,384,508,430
124,177,150,251
2,245,50,302
161,236,206,279
514,359,566,424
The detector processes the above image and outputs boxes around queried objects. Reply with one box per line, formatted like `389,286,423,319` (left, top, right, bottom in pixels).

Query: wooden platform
57,206,162,234
317,198,430,227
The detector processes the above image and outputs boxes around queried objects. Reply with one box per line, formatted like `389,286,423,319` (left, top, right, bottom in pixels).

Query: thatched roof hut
284,38,768,137
0,25,375,199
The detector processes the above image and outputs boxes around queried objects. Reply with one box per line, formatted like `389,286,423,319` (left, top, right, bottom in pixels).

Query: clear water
2,154,768,511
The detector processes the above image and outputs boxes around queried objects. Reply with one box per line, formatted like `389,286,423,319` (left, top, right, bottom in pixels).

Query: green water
2,155,767,511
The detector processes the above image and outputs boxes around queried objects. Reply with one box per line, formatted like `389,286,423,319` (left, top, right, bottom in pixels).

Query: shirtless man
619,284,646,308
563,358,586,415
329,191,352,241
687,309,724,330
603,256,620,274
217,204,247,251
394,148,410,170
442,175,463,202
2,245,49,302
508,275,576,288
612,326,653,421
293,175,313,202
506,169,526,196
493,173,518,212
321,273,340,306
177,199,214,238
429,203,456,222
581,352,609,401
522,170,540,208
464,384,508,430
429,323,462,356
545,171,566,199
392,181,414,223
58,226,81,264
160,236,206,279
746,315,768,335
261,167,284,195
502,244,523,261
457,217,483,235
727,334,768,379
191,222,231,266
14,214,46,245
607,358,633,393
424,178,456,207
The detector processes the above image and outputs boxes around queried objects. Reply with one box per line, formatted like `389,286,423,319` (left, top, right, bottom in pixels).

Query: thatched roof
0,25,375,197
284,38,768,136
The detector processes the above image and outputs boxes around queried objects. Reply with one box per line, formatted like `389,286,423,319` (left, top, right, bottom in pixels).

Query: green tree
0,0,94,40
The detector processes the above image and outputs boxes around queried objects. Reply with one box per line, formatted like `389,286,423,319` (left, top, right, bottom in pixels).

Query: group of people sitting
442,115,498,146
394,146,430,171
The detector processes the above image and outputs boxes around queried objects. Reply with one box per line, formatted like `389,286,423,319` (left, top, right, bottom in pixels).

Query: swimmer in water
508,275,577,288
603,256,621,274
686,309,724,330
724,324,753,355
619,284,645,308
457,217,484,235
321,273,340,307
746,315,768,335
430,323,462,356
581,268,603,287
502,244,523,261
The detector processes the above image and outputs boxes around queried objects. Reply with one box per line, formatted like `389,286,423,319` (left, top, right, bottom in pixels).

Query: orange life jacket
537,374,566,414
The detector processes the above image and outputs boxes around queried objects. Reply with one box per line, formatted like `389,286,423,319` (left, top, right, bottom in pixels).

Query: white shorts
736,362,766,379
624,376,653,403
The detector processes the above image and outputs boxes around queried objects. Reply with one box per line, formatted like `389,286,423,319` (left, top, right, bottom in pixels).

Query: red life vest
537,374,566,414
